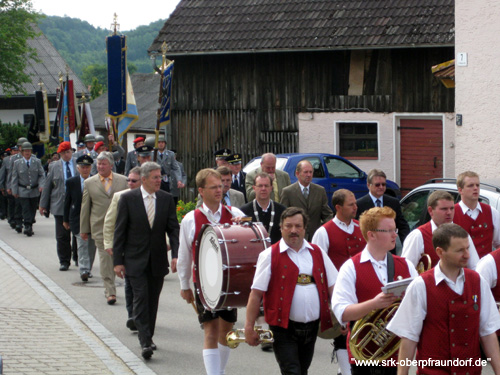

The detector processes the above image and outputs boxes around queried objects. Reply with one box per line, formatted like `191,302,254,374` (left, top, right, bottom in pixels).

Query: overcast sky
31,0,182,31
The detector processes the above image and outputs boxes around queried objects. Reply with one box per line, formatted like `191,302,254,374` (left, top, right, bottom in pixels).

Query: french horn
416,253,432,274
349,302,400,362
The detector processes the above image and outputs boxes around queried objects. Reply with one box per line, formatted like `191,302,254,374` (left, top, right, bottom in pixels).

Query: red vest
491,249,500,301
454,202,493,258
192,207,233,282
417,221,440,267
348,252,412,364
417,268,481,375
323,219,366,270
263,242,333,332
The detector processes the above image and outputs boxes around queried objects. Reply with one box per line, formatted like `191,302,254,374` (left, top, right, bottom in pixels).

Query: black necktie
66,161,72,179
376,199,382,207
27,160,30,168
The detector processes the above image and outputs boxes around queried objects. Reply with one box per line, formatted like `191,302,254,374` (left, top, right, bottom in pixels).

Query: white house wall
455,0,500,178
298,111,455,184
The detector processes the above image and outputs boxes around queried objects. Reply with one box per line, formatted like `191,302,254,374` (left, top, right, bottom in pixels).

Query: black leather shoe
59,264,69,271
141,346,153,359
151,342,157,351
15,226,22,233
81,272,89,282
24,227,33,237
126,318,137,331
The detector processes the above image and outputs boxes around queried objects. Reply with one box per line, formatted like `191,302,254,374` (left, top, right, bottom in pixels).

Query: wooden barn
149,0,455,199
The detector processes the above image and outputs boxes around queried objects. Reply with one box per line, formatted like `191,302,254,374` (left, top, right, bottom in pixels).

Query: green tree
0,121,29,149
90,77,103,100
0,0,40,95
81,63,107,87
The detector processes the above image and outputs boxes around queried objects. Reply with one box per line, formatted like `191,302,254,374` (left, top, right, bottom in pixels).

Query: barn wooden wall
170,47,454,201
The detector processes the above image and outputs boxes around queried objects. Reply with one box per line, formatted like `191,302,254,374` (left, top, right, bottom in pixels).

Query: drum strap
253,199,275,233
387,252,395,283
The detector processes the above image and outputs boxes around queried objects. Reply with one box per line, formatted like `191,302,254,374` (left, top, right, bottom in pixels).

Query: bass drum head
198,226,224,310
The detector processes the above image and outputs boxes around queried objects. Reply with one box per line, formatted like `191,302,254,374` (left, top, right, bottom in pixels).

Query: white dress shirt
311,216,357,253
332,247,418,325
387,264,500,341
457,201,500,248
401,219,480,270
177,203,244,290
251,238,338,323
476,253,498,289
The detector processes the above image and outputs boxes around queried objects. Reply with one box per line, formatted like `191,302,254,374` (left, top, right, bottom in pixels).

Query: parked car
243,153,401,209
400,178,500,231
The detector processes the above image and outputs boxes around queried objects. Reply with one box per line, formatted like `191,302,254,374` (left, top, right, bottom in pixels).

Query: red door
399,119,443,196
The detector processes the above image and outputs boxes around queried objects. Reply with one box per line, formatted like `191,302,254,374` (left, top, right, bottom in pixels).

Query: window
338,122,378,158
323,156,362,179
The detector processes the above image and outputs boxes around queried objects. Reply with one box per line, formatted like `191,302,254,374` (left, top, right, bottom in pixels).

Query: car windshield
323,156,361,178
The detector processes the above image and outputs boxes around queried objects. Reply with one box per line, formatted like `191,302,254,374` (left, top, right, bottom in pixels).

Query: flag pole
151,41,170,162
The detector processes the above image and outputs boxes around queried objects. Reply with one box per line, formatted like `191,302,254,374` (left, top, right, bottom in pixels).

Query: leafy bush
176,200,196,223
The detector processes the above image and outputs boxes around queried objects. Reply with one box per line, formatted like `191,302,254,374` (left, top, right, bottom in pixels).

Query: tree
81,63,107,88
90,77,103,100
0,0,40,96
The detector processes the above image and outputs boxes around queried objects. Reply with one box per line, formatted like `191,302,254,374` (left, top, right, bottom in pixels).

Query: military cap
77,142,85,148
57,141,71,153
84,134,96,142
21,142,33,150
225,153,242,164
136,145,153,157
17,137,28,146
214,148,231,158
133,136,145,144
76,154,93,165
11,146,18,151
157,135,166,142
94,141,105,152
95,135,105,143
144,137,156,148
1,150,10,157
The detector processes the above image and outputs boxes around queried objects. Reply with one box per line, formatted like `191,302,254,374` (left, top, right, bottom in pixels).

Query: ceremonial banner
106,34,127,118
51,84,64,145
159,60,174,127
67,80,76,133
79,102,95,141
60,83,70,141
116,70,138,144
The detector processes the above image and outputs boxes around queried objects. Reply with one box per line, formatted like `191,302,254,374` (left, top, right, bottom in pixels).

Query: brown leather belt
297,274,315,285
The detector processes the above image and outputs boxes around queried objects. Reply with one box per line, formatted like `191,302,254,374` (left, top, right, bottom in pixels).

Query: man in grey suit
280,160,333,240
245,153,291,202
74,134,98,159
40,141,80,270
11,142,45,236
145,136,182,193
197,166,245,208
124,136,145,176
80,151,128,305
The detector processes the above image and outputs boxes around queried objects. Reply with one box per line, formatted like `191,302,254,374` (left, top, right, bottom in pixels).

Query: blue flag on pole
117,70,139,144
159,61,174,127
60,82,70,142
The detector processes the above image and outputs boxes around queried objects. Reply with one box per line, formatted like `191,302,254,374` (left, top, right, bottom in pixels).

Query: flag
79,102,95,141
39,90,50,142
67,79,76,133
50,83,64,145
28,90,50,144
60,82,70,142
159,60,174,127
116,70,138,144
106,33,138,145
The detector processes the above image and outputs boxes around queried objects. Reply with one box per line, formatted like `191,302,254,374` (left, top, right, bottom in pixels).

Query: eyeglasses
127,179,139,183
373,228,398,234
373,183,386,187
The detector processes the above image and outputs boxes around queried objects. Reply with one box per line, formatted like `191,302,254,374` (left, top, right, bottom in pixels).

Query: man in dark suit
113,162,180,359
355,169,410,252
280,160,333,240
63,155,96,281
240,171,285,244
227,153,247,202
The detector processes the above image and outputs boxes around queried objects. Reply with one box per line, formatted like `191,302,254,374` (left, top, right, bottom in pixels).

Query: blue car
243,153,401,209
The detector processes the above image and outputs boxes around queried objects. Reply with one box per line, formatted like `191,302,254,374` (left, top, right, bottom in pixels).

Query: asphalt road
0,213,339,374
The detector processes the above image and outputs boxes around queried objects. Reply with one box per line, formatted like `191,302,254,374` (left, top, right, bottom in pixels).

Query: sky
31,0,182,31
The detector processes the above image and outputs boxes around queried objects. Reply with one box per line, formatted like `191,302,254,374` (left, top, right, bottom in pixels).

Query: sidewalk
0,239,155,375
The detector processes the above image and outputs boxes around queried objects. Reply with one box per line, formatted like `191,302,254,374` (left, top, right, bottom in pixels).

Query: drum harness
198,205,236,224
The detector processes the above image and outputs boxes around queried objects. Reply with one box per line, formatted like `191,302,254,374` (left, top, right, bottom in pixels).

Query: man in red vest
402,190,479,271
312,188,365,375
245,206,338,374
388,223,500,375
177,168,244,375
454,171,500,258
331,206,417,375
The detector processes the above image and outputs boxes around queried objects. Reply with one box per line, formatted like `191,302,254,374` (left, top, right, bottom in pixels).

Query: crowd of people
1,136,500,375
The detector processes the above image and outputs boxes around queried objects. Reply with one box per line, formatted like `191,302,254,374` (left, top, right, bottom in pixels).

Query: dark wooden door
399,119,443,196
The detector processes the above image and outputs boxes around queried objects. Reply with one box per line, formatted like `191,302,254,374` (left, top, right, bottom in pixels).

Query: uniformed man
0,149,12,220
124,136,145,175
214,148,231,168
10,142,45,236
227,153,247,202
75,134,98,159
145,135,182,193
7,138,28,232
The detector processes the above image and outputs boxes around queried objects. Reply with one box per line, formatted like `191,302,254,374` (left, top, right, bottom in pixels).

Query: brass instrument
349,302,400,362
417,253,432,274
226,326,274,349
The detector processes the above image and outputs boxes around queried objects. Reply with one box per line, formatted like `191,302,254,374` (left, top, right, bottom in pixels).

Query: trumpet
226,326,274,349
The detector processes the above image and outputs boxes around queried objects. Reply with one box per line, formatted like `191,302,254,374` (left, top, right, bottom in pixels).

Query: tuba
226,326,274,349
349,302,400,362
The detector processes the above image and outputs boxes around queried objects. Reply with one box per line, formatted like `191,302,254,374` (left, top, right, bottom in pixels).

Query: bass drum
195,222,269,311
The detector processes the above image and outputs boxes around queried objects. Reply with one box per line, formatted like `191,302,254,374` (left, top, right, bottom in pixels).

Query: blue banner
159,60,174,127
60,83,70,142
106,34,127,117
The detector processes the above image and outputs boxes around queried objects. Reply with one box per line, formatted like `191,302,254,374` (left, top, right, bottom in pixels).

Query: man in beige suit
245,153,291,201
103,166,141,329
280,160,333,241
80,151,128,305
